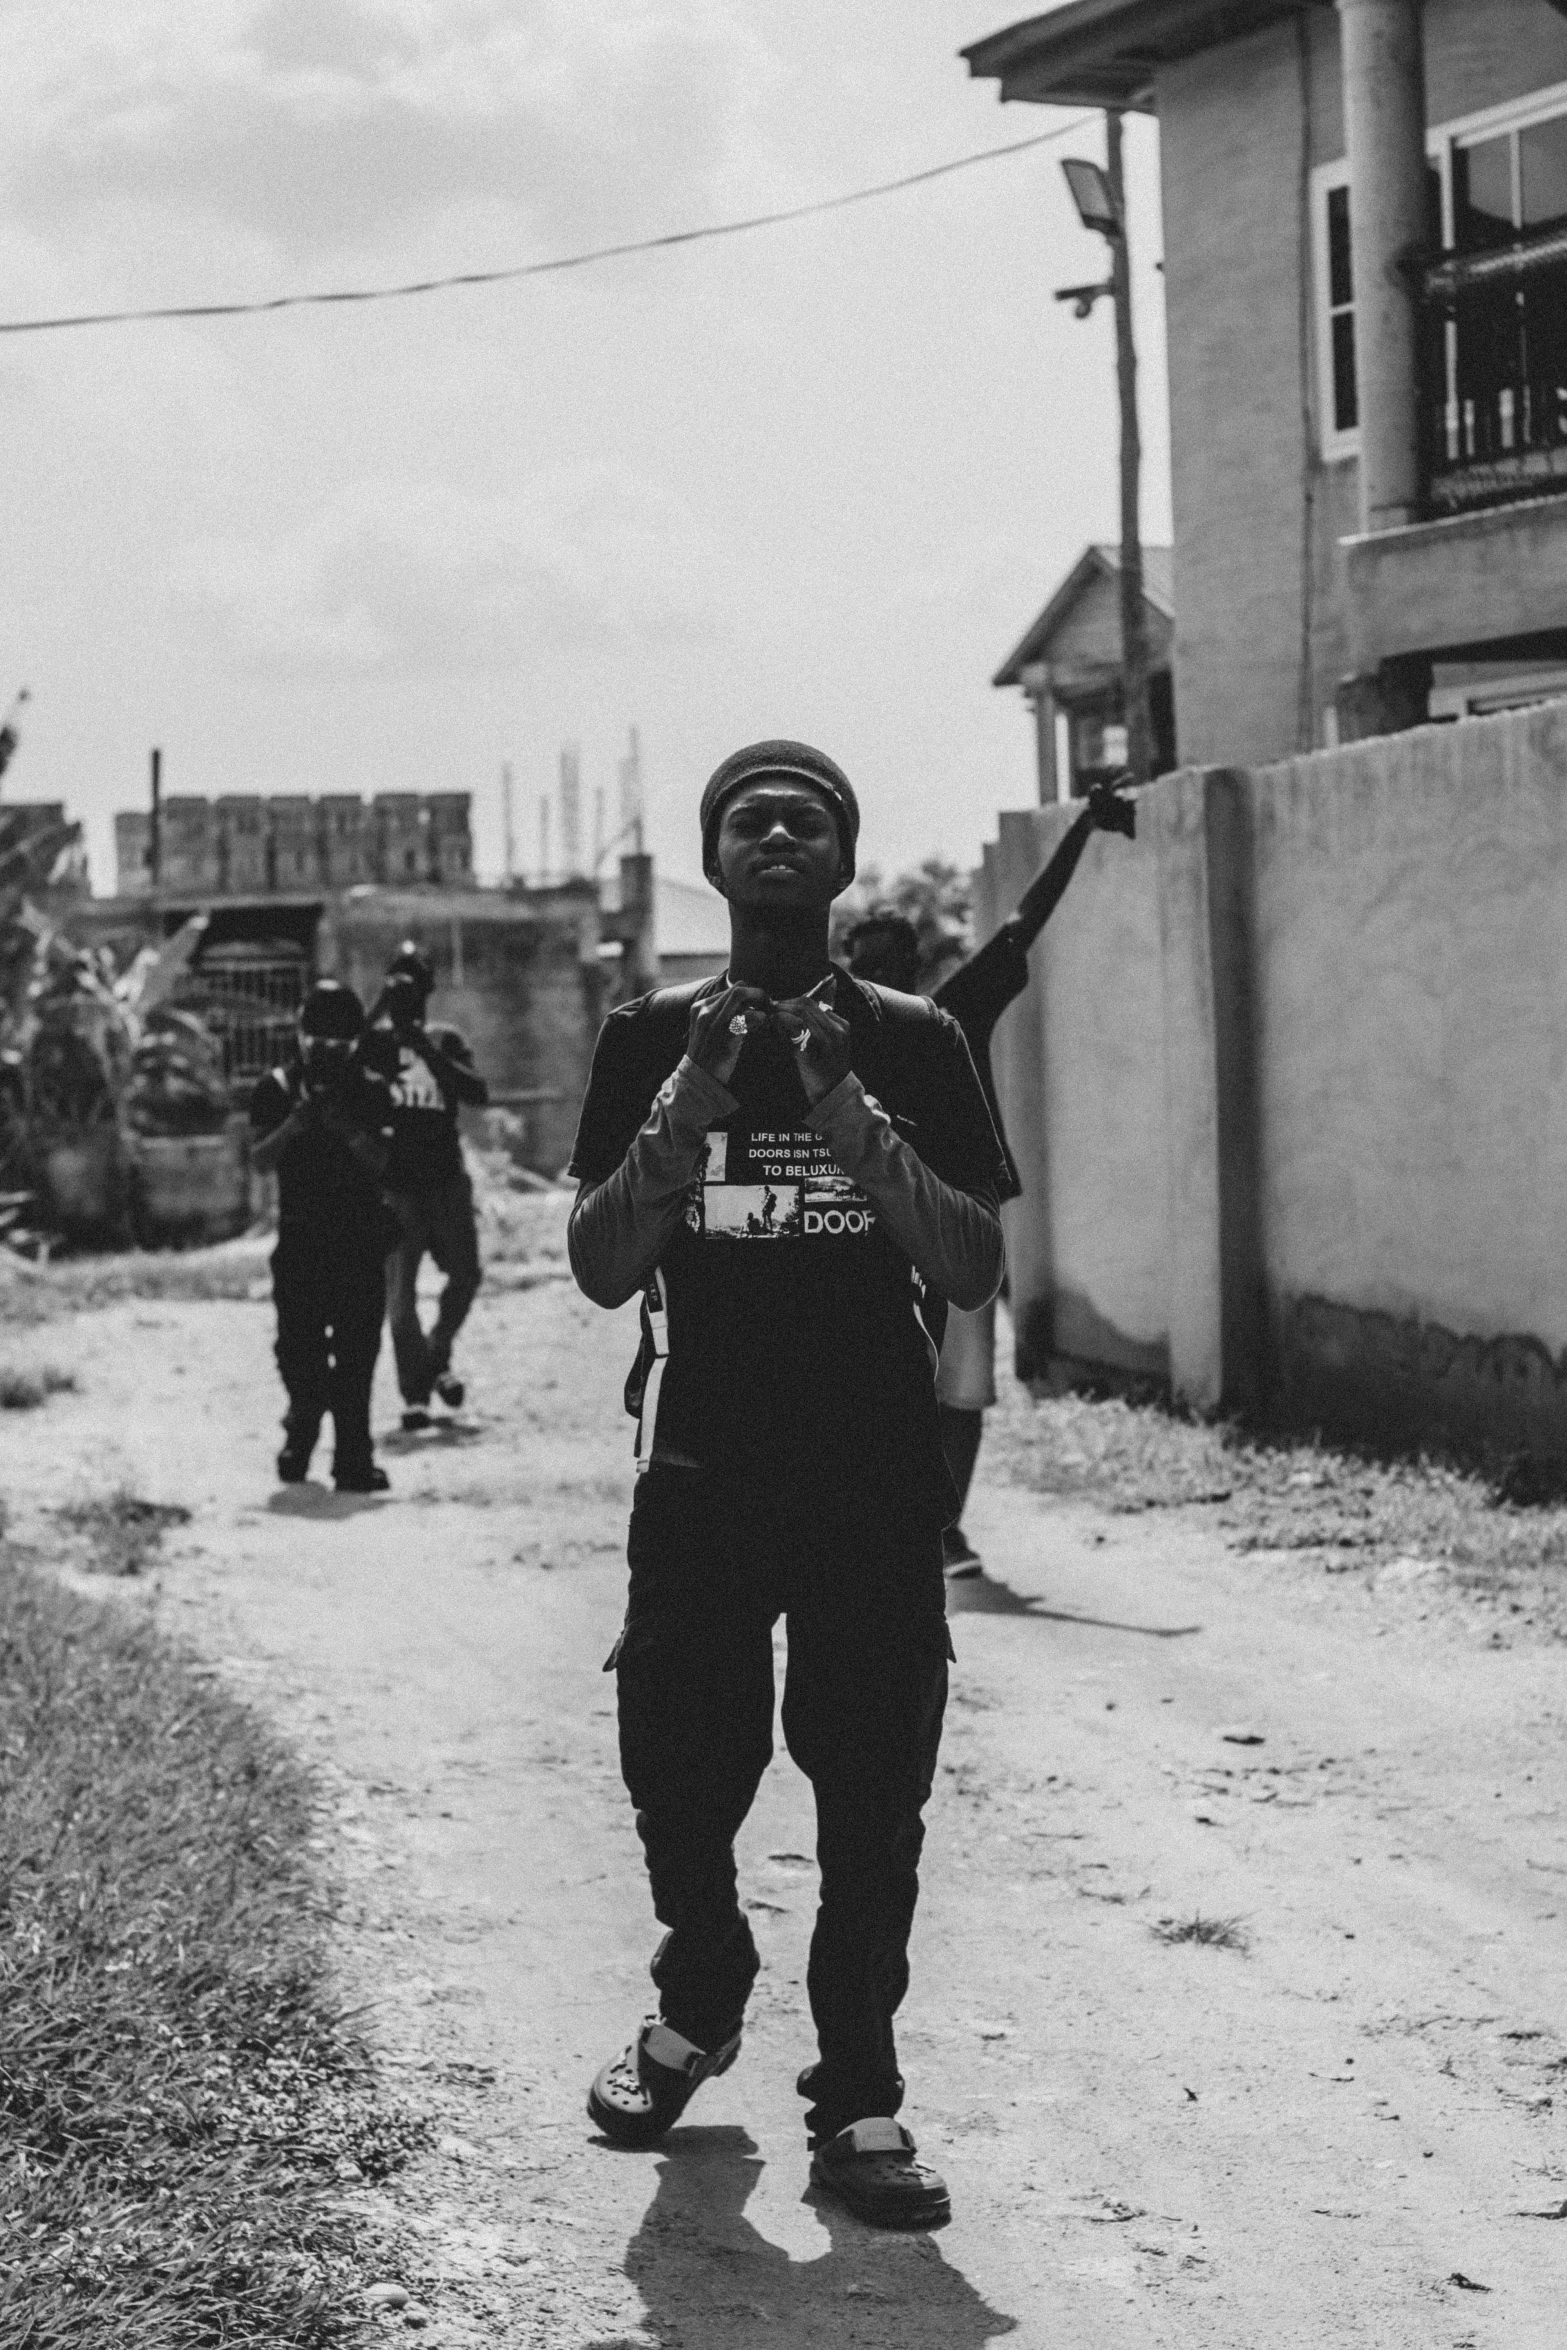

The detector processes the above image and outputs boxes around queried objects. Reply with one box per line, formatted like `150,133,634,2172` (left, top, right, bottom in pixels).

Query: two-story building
965,0,1567,764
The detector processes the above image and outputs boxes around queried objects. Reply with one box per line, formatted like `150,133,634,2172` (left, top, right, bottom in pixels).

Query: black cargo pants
272,1232,386,1477
610,1464,951,2147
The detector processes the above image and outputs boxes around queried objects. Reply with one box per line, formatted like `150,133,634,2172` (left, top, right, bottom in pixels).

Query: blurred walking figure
249,981,395,1494
846,777,1134,1576
361,943,489,1427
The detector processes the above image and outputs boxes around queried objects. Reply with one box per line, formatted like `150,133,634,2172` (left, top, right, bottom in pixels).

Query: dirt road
3,1227,1566,2348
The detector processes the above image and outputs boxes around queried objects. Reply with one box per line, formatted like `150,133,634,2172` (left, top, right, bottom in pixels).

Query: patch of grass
1152,1914,1250,1952
0,1235,274,1327
985,1370,1567,1633
0,1547,425,2347
54,1491,194,1579
0,1364,75,1410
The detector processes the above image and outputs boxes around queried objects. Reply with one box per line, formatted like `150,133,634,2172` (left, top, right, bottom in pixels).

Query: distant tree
831,855,972,986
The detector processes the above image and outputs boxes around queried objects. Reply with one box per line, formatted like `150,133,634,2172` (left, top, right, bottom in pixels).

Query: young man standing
250,980,395,1494
567,741,1008,2228
361,943,489,1425
845,779,1133,1575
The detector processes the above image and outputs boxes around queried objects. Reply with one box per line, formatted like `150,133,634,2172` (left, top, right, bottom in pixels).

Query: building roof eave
993,541,1173,688
961,0,1331,112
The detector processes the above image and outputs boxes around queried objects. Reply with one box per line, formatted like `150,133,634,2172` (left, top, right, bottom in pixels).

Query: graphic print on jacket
686,1126,875,1244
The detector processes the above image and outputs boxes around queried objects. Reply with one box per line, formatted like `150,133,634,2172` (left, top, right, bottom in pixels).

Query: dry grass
54,1490,194,1579
0,1547,425,2347
985,1374,1567,1636
0,1235,274,1326
1152,1915,1250,1952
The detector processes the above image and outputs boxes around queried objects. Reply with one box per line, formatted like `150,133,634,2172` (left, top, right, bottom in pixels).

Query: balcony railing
1420,226,1567,516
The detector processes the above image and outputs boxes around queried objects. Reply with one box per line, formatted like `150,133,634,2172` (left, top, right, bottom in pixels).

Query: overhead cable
0,116,1095,338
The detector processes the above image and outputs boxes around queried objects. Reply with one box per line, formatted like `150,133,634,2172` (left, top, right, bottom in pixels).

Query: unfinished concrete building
114,792,476,898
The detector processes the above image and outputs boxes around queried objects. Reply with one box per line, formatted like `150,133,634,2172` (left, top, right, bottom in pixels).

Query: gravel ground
2,1209,1565,2347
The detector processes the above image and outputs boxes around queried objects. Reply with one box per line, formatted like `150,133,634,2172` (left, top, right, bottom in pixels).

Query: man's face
712,779,844,911
384,972,425,1031
301,1035,356,1088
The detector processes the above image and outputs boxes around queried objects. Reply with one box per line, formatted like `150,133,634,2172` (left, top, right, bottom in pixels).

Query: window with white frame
1312,79,1567,474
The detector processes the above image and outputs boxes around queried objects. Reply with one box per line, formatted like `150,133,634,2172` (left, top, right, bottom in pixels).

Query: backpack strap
633,1267,670,1475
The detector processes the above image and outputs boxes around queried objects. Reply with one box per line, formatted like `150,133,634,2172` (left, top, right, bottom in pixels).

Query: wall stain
1281,1293,1567,1460
1016,1286,1170,1397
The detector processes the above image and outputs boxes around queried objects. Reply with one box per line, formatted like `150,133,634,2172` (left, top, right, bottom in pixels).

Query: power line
0,116,1095,339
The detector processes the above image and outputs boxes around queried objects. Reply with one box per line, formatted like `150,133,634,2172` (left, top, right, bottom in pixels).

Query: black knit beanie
700,740,860,884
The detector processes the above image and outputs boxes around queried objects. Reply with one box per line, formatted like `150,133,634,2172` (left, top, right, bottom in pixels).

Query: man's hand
772,992,852,1107
686,983,772,1088
1086,775,1136,840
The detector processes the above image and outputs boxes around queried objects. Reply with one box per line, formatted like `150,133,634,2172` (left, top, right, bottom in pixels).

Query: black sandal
810,2117,950,2228
587,2017,742,2149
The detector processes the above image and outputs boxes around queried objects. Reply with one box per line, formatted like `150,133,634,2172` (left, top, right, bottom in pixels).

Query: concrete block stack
267,796,319,891
216,796,269,893
425,792,474,886
374,794,426,885
319,794,374,888
160,798,220,893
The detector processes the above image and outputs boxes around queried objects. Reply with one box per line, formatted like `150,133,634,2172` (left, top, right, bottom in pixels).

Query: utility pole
1058,119,1153,786
538,794,551,884
501,761,515,883
559,743,582,875
149,746,163,889
1105,114,1152,787
618,725,644,855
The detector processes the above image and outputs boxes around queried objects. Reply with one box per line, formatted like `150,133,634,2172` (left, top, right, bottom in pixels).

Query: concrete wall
975,808,1171,1389
985,698,1567,1459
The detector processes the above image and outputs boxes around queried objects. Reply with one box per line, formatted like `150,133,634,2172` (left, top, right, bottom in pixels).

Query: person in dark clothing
250,981,395,1494
845,778,1134,1575
360,942,489,1425
567,739,1009,2229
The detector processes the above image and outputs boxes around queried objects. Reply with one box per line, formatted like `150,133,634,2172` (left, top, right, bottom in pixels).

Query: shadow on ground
585,2125,1017,2348
947,1572,1201,1639
378,1418,484,1456
263,1485,390,1519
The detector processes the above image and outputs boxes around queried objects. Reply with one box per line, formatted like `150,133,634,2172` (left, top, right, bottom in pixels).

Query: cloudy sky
0,0,1168,896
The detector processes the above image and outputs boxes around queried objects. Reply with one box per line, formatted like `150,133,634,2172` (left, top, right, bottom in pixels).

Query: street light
1057,118,1153,788
1061,158,1121,240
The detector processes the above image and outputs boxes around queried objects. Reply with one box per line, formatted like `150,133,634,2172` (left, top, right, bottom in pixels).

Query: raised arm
250,1099,309,1175
412,1026,489,1109
1010,777,1136,950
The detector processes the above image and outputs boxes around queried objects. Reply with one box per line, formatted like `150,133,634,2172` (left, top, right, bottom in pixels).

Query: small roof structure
961,0,1325,113
993,542,1173,692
